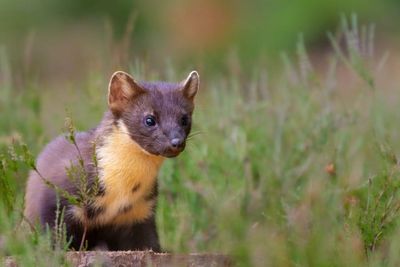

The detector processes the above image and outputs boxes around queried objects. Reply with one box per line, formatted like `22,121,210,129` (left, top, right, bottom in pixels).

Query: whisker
189,131,203,137
189,131,204,135
187,131,204,141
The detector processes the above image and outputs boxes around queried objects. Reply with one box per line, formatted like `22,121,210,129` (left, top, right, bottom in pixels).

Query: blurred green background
1,0,400,84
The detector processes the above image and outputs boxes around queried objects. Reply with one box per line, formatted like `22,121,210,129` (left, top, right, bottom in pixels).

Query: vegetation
2,17,400,266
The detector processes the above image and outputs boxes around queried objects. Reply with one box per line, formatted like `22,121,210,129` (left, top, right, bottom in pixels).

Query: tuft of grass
349,142,400,256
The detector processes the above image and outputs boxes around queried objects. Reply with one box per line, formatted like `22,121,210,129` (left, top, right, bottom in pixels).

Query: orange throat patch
74,121,165,227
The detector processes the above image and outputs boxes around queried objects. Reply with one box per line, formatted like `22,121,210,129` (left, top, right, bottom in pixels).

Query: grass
2,17,400,266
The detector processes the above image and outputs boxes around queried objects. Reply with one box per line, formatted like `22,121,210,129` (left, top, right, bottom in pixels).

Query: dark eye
181,115,189,126
144,115,156,127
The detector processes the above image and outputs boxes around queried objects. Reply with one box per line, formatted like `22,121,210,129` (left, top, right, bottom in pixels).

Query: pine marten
24,70,199,251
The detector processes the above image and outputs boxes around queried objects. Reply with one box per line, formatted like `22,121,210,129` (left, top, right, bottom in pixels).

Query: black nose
170,138,183,148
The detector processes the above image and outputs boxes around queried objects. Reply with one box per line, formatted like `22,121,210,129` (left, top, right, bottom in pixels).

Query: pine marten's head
107,71,199,158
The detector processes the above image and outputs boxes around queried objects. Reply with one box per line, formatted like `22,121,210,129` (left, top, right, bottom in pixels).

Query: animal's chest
74,128,164,227
90,175,157,226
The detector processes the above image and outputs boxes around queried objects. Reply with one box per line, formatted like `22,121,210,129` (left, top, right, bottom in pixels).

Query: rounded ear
108,71,145,115
181,71,199,101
